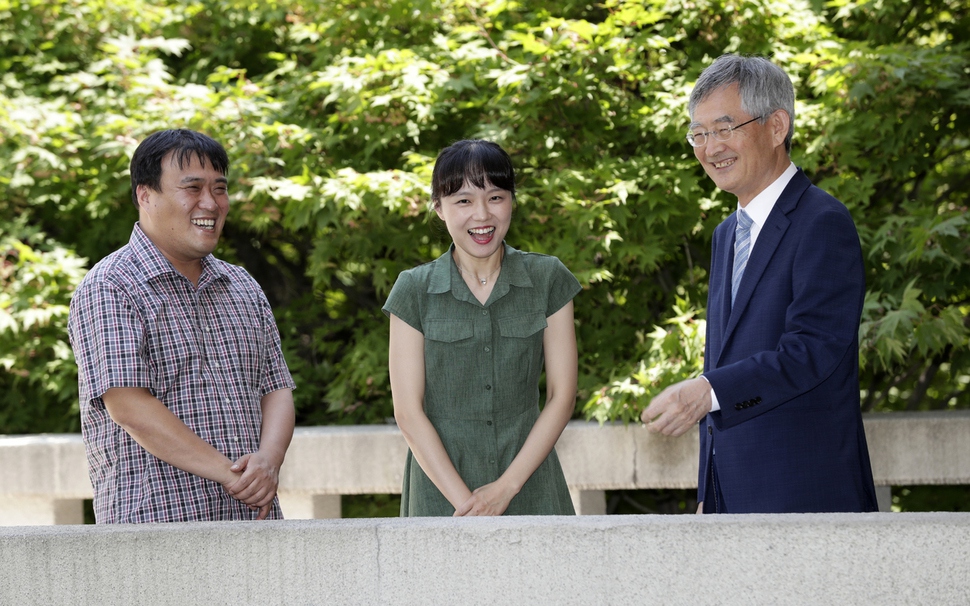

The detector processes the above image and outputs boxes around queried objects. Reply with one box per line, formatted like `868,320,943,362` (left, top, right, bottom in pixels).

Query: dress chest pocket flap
424,319,474,343
498,312,547,339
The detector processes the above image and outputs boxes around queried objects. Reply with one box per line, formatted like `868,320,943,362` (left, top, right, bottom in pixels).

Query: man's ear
769,110,790,148
135,184,150,208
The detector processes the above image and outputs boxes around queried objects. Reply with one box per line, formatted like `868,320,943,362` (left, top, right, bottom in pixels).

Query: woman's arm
455,300,577,516
389,313,473,510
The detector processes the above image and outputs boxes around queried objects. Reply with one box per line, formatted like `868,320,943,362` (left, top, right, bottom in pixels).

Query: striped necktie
732,209,753,305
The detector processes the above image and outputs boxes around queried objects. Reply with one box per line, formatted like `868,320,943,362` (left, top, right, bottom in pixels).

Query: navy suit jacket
700,169,878,513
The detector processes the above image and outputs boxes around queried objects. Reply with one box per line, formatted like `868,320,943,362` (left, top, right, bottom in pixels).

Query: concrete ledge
2,412,969,523
864,411,970,484
2,513,968,605
267,411,970,494
282,424,408,493
0,434,90,497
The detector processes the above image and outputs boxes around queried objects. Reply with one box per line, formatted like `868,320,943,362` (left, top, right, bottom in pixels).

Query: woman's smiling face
435,180,513,262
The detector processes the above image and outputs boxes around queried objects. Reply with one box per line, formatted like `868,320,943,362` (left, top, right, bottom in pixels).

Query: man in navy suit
640,54,878,513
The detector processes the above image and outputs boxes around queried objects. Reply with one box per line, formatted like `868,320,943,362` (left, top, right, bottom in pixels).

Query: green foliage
0,220,86,433
0,0,967,435
342,493,402,518
892,485,970,513
800,1,970,411
584,297,705,424
606,489,698,515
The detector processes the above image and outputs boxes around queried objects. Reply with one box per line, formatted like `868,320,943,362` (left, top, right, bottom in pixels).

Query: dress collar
427,243,533,305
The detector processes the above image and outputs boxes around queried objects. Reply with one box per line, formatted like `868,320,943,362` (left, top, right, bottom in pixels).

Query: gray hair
688,54,796,153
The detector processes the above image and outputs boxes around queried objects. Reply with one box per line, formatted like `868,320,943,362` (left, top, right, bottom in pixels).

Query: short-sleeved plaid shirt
68,223,295,523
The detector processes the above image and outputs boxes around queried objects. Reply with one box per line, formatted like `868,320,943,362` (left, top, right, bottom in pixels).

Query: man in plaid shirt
68,129,296,523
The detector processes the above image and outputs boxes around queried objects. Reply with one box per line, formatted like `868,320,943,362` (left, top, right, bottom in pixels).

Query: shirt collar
427,243,532,302
129,222,226,285
738,162,797,227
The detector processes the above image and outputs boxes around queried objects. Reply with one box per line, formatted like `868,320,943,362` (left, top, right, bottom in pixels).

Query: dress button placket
481,305,495,404
481,304,498,473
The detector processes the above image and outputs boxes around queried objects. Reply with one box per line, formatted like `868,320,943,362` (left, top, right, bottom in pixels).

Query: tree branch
467,4,522,67
906,359,942,410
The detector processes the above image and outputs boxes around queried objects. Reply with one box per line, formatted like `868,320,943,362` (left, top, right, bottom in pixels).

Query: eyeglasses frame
686,115,765,148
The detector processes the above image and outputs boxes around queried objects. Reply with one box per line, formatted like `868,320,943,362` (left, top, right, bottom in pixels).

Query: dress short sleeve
544,257,582,318
382,269,423,333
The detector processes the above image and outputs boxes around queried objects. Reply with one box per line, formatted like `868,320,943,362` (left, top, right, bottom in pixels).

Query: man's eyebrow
179,176,228,185
690,115,736,129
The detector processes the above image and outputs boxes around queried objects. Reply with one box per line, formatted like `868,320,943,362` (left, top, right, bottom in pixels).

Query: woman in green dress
382,139,580,516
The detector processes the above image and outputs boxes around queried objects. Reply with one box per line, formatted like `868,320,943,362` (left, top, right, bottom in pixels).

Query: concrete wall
2,513,968,605
2,412,969,524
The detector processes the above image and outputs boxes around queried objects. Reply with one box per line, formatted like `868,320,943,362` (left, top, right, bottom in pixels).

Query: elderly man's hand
640,377,712,437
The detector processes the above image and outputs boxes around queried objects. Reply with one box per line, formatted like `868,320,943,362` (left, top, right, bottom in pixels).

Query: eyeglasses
686,115,764,148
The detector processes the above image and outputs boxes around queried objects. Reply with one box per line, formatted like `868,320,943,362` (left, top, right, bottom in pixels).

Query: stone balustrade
2,513,969,605
2,412,968,524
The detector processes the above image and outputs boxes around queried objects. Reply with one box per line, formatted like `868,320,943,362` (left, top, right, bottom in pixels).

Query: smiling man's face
137,151,229,276
690,83,784,207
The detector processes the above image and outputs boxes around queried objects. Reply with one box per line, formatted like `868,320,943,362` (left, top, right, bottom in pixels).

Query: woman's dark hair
129,129,230,207
431,139,516,207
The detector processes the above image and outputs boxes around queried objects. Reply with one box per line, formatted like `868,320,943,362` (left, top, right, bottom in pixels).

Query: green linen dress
382,243,581,516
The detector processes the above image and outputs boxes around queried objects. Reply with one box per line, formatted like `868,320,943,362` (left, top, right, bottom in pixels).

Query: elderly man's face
690,84,783,207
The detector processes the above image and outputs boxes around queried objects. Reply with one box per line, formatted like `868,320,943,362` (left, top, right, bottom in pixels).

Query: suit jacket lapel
719,170,810,352
711,218,734,358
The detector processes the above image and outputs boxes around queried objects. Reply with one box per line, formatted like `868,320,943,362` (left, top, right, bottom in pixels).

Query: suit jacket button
735,404,742,410
708,426,712,435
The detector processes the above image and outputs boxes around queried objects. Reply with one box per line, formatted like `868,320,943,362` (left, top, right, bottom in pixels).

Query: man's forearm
258,388,295,466
103,387,238,486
